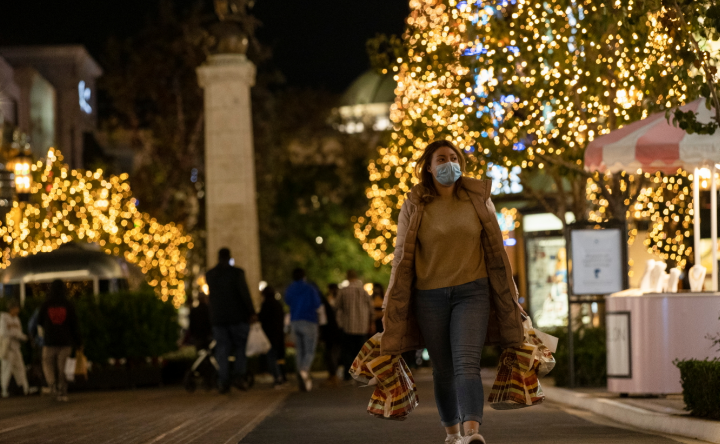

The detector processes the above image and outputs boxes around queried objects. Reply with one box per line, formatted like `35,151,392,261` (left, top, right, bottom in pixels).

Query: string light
587,170,693,266
0,149,193,307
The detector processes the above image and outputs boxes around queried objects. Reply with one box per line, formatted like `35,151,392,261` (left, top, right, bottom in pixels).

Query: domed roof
0,242,127,284
340,70,396,107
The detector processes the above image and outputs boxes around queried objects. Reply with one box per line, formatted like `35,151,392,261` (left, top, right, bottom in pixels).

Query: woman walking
0,299,29,398
38,280,82,401
381,140,526,444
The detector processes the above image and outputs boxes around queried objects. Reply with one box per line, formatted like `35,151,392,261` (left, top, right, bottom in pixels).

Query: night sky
0,0,409,93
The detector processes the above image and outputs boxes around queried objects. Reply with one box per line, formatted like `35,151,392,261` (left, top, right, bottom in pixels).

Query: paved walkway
242,373,689,444
0,370,707,443
0,385,287,443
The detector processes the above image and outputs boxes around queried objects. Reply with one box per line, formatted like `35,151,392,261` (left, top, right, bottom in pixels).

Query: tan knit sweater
415,190,487,290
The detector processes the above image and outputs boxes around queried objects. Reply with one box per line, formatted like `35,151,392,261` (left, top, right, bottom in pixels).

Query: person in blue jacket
284,268,321,392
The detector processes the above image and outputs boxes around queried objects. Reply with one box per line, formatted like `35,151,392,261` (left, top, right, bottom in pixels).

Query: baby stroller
184,340,219,392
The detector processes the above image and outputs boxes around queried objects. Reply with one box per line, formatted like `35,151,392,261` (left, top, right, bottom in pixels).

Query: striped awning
585,99,720,173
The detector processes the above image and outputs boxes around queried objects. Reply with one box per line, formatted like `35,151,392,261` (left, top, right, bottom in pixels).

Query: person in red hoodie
37,280,82,402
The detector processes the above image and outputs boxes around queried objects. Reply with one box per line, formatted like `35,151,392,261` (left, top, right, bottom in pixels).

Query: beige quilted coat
381,177,524,356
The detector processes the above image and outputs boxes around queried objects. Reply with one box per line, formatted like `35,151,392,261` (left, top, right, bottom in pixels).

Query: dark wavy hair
414,139,466,202
47,279,68,303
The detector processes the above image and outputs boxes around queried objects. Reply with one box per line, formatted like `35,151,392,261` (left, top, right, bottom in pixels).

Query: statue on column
211,0,256,55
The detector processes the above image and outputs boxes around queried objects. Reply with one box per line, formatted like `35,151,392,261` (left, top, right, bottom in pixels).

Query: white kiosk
585,98,720,394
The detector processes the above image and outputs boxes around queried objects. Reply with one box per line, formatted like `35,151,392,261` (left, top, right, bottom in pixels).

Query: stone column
197,54,262,304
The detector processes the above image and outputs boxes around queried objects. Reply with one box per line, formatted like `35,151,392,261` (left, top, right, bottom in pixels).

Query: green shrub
75,291,179,363
542,325,606,387
675,359,720,420
1,291,177,368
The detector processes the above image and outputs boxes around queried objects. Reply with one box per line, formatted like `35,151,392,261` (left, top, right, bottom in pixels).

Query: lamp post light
11,149,33,202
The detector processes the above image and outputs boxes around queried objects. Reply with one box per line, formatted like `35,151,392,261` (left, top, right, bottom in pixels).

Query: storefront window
527,236,568,327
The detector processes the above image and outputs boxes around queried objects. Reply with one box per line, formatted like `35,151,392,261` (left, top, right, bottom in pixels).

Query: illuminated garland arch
0,149,193,307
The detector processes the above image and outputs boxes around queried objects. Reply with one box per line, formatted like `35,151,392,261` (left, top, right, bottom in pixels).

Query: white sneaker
299,371,312,392
445,435,462,444
462,432,486,444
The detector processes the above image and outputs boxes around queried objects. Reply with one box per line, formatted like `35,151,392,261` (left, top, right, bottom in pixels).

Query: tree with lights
472,0,694,223
1,149,192,307
357,0,486,266
637,0,720,135
474,0,718,267
359,0,701,268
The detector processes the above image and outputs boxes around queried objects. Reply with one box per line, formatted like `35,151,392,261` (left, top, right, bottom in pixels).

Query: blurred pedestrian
320,283,341,386
38,280,82,402
284,268,321,392
188,294,213,350
336,270,373,381
371,283,385,334
382,140,527,444
27,308,43,348
206,247,258,394
259,285,286,388
0,299,28,398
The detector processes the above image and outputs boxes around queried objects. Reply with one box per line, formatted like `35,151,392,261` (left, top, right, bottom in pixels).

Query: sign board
570,228,624,295
606,311,632,378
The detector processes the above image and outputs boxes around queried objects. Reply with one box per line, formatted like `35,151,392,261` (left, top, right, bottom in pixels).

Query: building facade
0,46,102,168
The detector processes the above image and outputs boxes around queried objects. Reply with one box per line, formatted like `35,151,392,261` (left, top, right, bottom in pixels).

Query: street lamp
11,150,32,202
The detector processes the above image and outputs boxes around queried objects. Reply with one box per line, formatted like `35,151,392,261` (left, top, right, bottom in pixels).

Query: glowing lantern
10,150,33,201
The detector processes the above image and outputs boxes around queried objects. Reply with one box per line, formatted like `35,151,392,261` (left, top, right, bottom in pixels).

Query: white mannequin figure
649,261,667,293
659,272,670,292
667,268,681,293
689,265,707,292
639,259,656,292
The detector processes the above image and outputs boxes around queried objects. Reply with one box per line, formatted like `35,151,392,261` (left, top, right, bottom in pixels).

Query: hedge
0,291,178,365
542,325,606,387
675,359,720,419
74,291,179,363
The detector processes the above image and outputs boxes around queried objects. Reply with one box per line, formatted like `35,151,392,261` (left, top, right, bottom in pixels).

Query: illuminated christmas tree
1,149,192,307
358,0,698,266
355,0,484,266
474,0,699,265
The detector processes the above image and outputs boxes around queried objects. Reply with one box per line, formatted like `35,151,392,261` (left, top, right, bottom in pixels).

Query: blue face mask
434,162,462,186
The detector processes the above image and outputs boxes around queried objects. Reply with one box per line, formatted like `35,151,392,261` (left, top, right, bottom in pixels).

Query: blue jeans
291,320,318,373
213,323,250,387
415,278,491,427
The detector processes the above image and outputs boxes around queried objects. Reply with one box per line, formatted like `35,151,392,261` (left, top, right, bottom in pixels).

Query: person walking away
0,299,29,398
206,248,258,394
382,140,527,444
371,283,385,334
284,268,321,392
320,283,341,386
188,294,213,350
259,285,286,388
336,270,374,382
38,280,82,402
